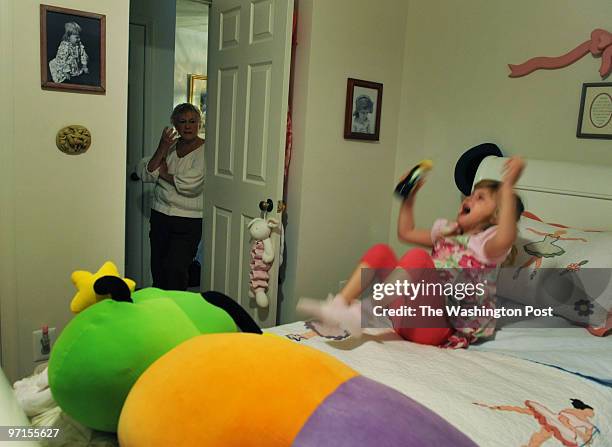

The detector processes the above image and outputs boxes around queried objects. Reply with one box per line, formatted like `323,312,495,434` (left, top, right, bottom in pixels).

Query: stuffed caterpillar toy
48,262,261,432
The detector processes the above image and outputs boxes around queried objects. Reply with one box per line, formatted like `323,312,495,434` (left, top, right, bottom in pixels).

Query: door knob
259,199,273,212
130,172,140,181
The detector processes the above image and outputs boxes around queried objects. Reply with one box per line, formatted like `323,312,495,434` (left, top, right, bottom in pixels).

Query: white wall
0,0,18,380
281,0,409,323
0,0,129,381
284,0,612,323
389,0,612,255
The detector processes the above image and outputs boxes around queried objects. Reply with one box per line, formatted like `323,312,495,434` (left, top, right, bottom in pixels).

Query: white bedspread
268,322,612,447
472,318,612,386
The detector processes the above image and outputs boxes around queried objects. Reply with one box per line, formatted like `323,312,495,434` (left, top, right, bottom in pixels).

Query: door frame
126,16,156,287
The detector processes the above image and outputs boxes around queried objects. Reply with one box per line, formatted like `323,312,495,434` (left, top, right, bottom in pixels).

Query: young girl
49,22,89,84
300,157,525,349
352,95,374,133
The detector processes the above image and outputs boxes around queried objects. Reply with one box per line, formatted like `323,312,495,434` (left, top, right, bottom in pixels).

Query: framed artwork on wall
344,78,383,141
40,4,106,94
188,74,207,138
577,82,612,139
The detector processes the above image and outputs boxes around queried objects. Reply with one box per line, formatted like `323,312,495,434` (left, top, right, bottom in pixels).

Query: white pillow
496,214,612,335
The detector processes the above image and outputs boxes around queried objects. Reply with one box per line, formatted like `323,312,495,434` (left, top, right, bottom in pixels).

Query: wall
282,0,409,323
0,0,17,379
389,0,612,254
0,0,129,381
174,0,208,107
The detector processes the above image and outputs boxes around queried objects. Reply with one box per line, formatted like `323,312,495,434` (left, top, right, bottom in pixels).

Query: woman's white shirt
138,142,205,218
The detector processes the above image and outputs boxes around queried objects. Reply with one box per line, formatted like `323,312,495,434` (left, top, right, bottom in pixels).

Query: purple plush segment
292,375,476,447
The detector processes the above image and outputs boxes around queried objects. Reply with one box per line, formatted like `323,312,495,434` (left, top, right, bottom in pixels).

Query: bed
2,156,612,447
263,156,612,446
267,318,611,446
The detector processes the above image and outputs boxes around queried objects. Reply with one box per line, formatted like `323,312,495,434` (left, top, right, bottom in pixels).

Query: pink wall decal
509,29,612,78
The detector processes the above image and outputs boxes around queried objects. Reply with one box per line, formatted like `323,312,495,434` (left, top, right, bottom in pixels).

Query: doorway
125,0,294,328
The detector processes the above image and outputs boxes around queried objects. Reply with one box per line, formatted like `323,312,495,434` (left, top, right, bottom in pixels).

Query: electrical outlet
32,327,56,362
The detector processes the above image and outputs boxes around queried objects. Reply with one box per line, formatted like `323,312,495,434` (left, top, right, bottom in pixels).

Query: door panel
204,0,293,327
216,67,238,177
125,23,147,286
244,62,271,184
211,205,232,293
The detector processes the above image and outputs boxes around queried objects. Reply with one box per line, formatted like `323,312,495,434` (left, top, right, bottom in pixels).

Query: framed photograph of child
344,78,383,141
40,4,106,94
188,74,207,138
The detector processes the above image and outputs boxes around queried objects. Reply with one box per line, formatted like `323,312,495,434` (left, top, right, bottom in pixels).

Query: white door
203,0,293,327
125,22,151,287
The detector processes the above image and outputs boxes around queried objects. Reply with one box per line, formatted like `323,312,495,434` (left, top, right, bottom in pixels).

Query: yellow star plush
70,261,136,313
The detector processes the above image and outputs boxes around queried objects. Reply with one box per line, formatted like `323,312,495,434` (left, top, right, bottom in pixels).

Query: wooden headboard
474,156,612,230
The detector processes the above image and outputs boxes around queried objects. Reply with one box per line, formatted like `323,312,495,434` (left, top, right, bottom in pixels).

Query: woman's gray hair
170,103,202,124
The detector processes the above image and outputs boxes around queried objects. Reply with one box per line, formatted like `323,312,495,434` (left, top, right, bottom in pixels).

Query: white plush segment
0,370,38,446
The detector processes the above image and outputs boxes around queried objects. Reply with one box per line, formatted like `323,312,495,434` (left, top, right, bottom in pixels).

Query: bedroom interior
1,0,611,445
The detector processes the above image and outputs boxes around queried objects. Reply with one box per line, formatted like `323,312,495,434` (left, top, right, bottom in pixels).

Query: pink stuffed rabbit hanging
248,217,279,308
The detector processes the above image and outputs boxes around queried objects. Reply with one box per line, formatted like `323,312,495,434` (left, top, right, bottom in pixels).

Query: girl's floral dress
49,40,89,83
430,219,510,348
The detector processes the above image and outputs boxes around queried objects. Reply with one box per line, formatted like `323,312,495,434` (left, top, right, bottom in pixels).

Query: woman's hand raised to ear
159,127,178,153
148,127,177,173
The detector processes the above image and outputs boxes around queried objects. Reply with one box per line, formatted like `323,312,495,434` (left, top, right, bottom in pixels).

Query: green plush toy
48,262,260,432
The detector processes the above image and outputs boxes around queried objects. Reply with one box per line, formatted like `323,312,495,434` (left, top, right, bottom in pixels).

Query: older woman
139,103,205,290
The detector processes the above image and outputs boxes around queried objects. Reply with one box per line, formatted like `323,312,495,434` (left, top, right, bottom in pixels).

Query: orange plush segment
118,333,358,447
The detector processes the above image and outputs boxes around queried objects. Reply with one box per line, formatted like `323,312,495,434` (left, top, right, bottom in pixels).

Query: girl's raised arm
484,157,525,259
397,181,433,247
